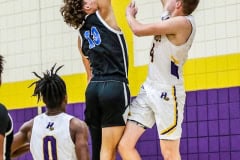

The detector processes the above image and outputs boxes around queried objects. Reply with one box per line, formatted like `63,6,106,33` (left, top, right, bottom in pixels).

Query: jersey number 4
150,43,155,62
84,26,102,49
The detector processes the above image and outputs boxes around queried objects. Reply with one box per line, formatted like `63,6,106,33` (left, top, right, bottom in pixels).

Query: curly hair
29,64,67,109
60,0,87,29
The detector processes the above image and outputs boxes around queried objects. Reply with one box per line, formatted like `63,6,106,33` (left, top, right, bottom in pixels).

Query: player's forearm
0,135,5,160
126,1,147,36
126,15,143,36
161,0,166,6
11,143,30,158
76,140,90,160
126,14,156,37
78,147,90,160
82,57,92,83
0,142,3,160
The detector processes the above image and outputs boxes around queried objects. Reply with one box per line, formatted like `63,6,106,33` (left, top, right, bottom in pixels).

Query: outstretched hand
126,1,138,18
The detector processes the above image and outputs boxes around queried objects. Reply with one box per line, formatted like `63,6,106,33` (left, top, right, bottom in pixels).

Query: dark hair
0,55,4,76
60,0,86,29
182,0,199,15
29,64,67,109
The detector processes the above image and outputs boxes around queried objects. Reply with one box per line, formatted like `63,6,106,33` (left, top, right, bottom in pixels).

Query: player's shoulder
70,117,86,125
0,103,9,128
0,103,7,111
70,117,88,131
169,16,193,31
0,103,8,116
170,16,188,23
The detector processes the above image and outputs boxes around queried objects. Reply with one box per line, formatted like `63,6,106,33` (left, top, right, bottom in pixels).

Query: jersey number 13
84,26,102,49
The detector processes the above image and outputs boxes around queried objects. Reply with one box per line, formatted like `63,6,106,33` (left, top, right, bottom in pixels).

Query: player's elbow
11,143,30,158
133,31,141,37
131,27,144,37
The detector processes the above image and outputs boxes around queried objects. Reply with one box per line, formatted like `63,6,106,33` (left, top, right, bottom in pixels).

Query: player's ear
64,95,68,104
83,3,91,12
176,0,182,9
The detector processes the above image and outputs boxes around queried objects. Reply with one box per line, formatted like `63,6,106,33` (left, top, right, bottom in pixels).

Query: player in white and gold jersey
119,0,199,160
11,64,90,160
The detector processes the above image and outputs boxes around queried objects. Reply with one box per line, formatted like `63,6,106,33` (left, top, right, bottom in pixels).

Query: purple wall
10,87,240,160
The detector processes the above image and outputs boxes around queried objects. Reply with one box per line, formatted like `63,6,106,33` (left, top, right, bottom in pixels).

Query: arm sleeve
0,104,9,135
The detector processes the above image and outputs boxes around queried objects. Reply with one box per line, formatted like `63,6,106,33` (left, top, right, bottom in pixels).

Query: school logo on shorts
46,122,54,131
160,92,169,101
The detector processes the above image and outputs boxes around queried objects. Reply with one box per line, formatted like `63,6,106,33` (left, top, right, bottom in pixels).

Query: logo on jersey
46,122,54,131
160,92,169,101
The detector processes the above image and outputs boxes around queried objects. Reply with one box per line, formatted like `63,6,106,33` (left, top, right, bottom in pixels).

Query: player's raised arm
126,2,182,37
96,0,111,18
78,37,92,82
161,0,167,7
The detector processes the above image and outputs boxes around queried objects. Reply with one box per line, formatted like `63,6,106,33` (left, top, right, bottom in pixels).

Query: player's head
29,64,67,110
166,0,199,16
0,55,4,85
181,0,199,15
60,0,98,29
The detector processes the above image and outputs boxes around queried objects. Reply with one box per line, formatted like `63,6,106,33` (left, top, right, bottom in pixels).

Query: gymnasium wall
0,0,240,160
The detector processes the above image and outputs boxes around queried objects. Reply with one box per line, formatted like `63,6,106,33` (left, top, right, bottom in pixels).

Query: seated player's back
31,112,77,160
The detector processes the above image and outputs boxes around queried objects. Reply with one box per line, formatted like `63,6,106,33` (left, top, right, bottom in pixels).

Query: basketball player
119,0,199,159
11,64,90,160
61,0,130,160
0,55,14,160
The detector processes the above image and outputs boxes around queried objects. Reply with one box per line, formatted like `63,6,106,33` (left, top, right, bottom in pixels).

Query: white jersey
30,113,77,160
147,15,196,87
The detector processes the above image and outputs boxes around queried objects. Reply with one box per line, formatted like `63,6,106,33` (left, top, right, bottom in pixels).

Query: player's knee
118,139,130,155
161,149,180,160
118,140,125,154
162,151,171,160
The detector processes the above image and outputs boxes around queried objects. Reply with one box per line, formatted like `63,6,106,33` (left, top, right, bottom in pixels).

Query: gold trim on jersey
160,86,178,135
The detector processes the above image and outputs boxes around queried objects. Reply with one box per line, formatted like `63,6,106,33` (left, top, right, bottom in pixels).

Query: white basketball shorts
128,81,186,140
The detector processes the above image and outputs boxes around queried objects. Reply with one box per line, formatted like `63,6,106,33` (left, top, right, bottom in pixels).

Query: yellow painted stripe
184,53,240,91
1,53,240,109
